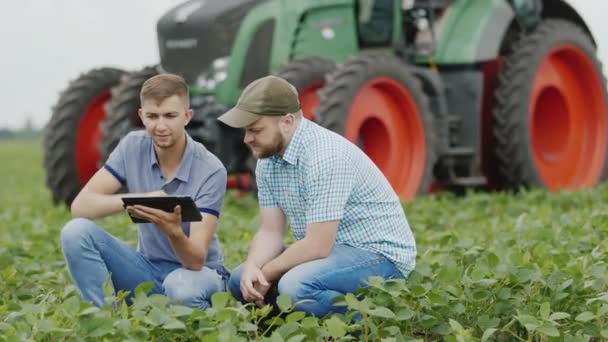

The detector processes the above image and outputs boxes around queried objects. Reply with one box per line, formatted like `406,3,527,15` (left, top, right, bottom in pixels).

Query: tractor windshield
157,0,262,84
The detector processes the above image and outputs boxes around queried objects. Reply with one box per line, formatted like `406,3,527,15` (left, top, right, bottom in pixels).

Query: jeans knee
278,273,313,303
228,265,243,300
60,218,98,251
162,269,217,309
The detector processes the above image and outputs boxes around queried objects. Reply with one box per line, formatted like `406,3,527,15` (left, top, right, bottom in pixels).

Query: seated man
60,73,229,309
220,76,417,317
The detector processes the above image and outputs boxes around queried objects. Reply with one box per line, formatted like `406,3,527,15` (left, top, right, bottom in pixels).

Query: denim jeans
60,218,228,309
228,244,404,317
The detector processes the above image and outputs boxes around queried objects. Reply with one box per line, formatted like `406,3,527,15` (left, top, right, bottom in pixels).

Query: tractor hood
157,0,261,84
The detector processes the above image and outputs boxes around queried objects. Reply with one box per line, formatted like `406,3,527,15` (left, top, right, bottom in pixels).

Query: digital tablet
121,196,202,223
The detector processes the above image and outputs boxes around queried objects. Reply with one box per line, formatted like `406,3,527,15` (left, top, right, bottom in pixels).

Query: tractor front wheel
275,57,336,120
99,65,159,162
44,67,126,206
493,19,608,190
315,52,437,200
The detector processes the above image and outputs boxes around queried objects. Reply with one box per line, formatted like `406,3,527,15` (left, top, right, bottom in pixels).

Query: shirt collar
149,133,194,182
280,118,308,165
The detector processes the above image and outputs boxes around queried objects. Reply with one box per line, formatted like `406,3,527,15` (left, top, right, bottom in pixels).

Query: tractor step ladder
441,146,487,187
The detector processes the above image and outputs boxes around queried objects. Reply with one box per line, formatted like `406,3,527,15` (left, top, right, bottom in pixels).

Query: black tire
188,95,228,151
493,19,608,189
99,65,159,162
44,67,126,206
275,57,336,120
315,52,437,199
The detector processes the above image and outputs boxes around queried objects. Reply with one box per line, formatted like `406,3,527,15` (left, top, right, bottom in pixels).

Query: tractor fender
431,0,596,64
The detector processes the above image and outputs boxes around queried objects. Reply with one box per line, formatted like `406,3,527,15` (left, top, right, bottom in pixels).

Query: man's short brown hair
140,73,189,108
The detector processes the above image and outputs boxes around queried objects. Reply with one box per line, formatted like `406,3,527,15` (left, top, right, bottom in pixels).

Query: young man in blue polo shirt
220,76,417,317
60,73,228,309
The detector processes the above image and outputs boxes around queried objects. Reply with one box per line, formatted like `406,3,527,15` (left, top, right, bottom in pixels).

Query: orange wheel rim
345,77,426,200
530,44,608,190
299,83,323,120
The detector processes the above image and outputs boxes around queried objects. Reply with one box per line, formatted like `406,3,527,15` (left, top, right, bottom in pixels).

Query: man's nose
244,132,253,144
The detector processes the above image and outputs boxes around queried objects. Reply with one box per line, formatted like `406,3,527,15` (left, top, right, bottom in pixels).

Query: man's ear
184,109,193,126
137,108,144,122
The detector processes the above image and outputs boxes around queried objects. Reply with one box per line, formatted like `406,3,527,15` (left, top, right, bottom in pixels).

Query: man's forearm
261,238,324,282
71,192,128,218
247,230,285,268
167,231,206,270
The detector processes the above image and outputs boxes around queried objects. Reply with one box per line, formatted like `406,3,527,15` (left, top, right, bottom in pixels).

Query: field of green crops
0,139,607,341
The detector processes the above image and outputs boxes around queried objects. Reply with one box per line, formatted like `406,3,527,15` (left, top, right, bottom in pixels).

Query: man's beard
252,131,285,159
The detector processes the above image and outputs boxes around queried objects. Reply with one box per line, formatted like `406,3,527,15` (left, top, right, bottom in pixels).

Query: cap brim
217,107,261,128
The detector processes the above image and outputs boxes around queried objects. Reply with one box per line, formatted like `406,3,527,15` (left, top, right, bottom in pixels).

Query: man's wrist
166,224,186,240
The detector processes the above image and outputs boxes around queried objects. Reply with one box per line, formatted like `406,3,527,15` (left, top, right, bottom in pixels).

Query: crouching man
219,76,417,316
60,74,229,309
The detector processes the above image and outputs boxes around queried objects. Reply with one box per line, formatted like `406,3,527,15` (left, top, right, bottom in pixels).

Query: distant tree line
0,127,43,141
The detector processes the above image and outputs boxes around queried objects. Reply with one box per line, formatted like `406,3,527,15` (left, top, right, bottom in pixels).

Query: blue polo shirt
256,119,416,277
104,130,227,270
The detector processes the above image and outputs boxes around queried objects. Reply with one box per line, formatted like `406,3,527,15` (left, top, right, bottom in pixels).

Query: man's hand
252,281,271,307
127,204,183,238
240,261,270,303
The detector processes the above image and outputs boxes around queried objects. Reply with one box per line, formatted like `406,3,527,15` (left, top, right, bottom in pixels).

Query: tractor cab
156,0,261,86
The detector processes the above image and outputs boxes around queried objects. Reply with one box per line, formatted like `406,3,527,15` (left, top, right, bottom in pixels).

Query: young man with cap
221,75,417,317
60,73,229,309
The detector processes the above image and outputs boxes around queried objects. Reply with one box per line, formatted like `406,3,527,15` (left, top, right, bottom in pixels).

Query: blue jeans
60,218,228,309
228,244,404,317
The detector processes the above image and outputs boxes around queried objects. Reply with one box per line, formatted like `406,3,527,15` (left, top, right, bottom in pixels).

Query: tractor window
239,19,275,88
357,0,394,47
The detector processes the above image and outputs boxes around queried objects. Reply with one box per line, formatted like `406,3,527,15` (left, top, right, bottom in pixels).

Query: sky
0,0,606,130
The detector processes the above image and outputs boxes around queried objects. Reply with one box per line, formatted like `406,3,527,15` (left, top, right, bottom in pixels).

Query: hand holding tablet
121,196,202,223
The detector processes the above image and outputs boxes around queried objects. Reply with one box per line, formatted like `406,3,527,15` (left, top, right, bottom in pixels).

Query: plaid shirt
256,119,416,276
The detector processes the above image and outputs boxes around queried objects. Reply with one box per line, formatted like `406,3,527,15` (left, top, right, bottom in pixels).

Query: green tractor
44,0,608,205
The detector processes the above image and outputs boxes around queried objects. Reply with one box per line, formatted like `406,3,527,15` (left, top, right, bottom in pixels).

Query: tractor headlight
196,56,229,89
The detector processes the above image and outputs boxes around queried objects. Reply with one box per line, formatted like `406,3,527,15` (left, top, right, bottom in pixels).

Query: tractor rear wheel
99,65,159,162
315,52,437,200
275,57,336,120
44,67,126,206
493,19,608,191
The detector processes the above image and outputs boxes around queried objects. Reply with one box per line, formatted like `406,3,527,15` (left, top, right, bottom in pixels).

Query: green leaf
487,253,500,268
277,294,293,312
113,319,131,333
516,314,540,331
238,322,257,332
170,304,194,317
395,307,415,321
448,319,465,335
536,323,560,337
287,334,307,342
481,328,497,342
286,311,306,323
368,306,396,319
211,291,231,309
549,312,570,320
61,296,80,317
344,293,360,310
575,311,595,322
163,319,186,330
540,302,551,320
476,315,500,330
410,284,428,297
79,306,100,316
276,322,299,338
325,315,347,338
134,281,154,296
601,329,608,339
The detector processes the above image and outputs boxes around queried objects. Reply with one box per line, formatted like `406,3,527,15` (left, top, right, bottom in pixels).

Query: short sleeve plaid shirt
256,119,416,276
